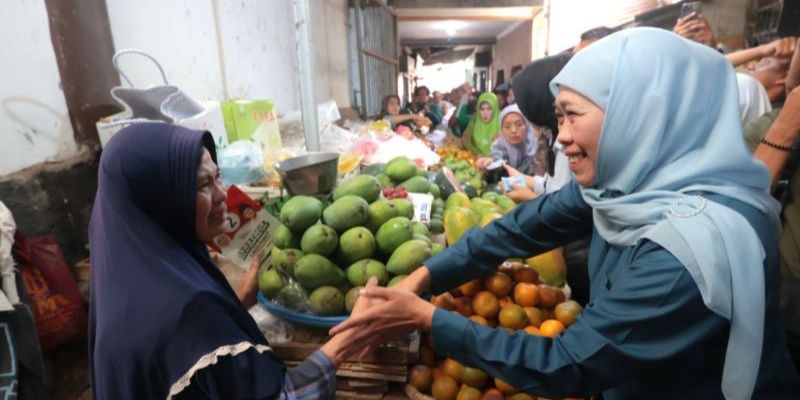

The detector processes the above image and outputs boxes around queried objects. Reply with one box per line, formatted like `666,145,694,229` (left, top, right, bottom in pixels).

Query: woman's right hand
476,157,493,170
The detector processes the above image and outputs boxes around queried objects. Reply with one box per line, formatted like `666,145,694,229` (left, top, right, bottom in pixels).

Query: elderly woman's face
195,148,228,242
555,87,605,187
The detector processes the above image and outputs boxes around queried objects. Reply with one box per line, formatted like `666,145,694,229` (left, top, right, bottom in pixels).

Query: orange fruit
480,388,504,400
484,272,513,298
455,297,475,317
433,376,459,400
554,300,583,327
469,315,489,326
432,294,457,311
523,325,542,336
541,307,555,321
409,364,433,392
442,358,464,383
432,367,445,380
513,282,539,307
472,291,500,319
456,386,482,400
554,288,566,305
513,266,539,284
539,319,566,338
523,307,543,328
494,377,517,394
419,345,436,367
498,304,529,330
458,279,483,297
460,366,488,388
507,393,535,400
537,284,559,308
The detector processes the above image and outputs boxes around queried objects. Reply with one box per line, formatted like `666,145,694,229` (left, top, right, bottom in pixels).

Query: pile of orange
407,261,585,400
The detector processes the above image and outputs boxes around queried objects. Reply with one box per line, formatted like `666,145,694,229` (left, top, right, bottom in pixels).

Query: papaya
401,176,431,193
526,248,567,287
481,191,500,203
387,239,432,275
333,174,382,203
300,224,338,256
345,259,389,286
495,194,517,212
385,156,417,182
375,216,413,254
294,254,346,290
339,227,375,264
445,192,471,210
280,196,323,233
273,223,301,249
322,195,369,232
479,212,503,228
470,198,503,217
444,207,479,245
365,199,397,233
308,286,345,316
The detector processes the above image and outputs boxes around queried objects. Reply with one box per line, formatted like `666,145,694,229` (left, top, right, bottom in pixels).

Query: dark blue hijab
89,123,283,399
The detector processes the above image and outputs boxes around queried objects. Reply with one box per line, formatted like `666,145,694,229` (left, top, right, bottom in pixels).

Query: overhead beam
401,37,496,46
394,0,541,7
398,15,532,21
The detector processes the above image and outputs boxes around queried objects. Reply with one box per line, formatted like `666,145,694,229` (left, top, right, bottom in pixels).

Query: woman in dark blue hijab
89,123,355,399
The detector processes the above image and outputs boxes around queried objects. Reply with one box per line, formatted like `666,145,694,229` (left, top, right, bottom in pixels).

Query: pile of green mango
442,156,484,195
372,156,441,198
259,165,444,317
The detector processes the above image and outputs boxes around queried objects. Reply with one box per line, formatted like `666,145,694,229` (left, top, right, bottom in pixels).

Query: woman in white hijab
334,28,800,399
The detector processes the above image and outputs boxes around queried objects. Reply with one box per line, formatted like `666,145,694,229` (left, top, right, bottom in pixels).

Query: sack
12,233,86,351
96,49,228,149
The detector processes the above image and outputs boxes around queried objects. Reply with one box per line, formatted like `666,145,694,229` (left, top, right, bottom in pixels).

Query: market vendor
462,92,501,156
401,85,442,129
331,28,800,399
475,104,538,176
378,94,429,130
89,123,365,399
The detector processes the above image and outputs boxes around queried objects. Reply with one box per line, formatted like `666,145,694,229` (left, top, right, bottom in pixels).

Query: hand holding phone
680,2,702,20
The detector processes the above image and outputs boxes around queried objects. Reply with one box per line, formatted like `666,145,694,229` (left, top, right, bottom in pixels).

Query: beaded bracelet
760,138,795,152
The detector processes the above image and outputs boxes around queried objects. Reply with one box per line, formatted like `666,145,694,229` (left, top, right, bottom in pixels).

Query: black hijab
512,52,573,136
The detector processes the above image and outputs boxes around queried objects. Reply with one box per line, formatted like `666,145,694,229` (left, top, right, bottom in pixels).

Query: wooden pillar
43,0,121,148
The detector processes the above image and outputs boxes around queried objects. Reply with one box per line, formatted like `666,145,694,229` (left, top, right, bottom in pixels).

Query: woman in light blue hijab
332,28,800,399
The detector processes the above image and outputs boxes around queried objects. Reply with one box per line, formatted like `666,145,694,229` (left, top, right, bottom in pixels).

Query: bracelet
760,138,795,152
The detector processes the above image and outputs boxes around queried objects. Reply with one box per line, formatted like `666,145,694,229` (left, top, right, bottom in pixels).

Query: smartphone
680,1,703,19
778,0,800,38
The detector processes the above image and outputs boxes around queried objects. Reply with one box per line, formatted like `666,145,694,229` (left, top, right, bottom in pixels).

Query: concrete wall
0,0,79,176
547,0,750,54
493,20,533,85
0,0,352,177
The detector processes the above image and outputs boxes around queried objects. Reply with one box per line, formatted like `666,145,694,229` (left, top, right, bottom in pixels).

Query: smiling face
554,87,605,187
479,102,493,123
195,148,229,242
501,112,527,145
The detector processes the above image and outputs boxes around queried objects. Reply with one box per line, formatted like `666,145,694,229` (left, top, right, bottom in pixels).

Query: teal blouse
425,180,800,399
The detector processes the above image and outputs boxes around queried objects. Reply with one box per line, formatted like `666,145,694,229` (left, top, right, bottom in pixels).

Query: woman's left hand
236,257,260,309
504,183,538,203
329,286,436,352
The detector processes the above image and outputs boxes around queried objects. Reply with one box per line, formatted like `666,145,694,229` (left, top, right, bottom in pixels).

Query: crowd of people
89,11,800,400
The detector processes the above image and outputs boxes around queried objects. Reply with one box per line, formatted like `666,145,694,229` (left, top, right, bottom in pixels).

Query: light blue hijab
551,28,781,399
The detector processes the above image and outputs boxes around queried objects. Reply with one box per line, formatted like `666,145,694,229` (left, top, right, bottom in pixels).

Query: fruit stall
210,127,585,400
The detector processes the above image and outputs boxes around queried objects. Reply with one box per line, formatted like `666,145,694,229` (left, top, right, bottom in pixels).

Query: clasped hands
327,271,437,362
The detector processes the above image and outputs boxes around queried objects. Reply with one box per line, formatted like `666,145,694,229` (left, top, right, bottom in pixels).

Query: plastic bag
218,141,265,186
319,124,360,154
249,303,294,344
13,233,86,352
